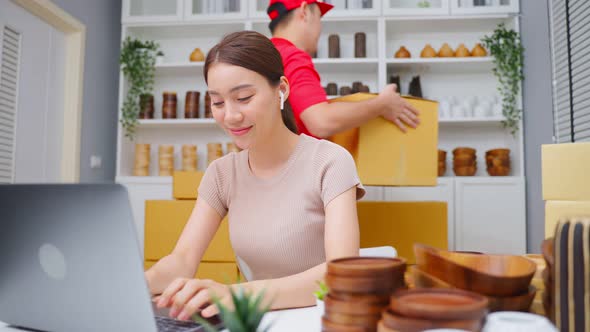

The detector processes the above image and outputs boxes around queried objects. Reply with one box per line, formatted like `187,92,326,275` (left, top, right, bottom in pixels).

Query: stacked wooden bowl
453,147,476,176
378,288,488,332
133,143,150,176
158,145,174,176
438,150,447,176
323,257,407,332
181,144,197,171
486,148,511,176
207,143,223,166
412,244,537,313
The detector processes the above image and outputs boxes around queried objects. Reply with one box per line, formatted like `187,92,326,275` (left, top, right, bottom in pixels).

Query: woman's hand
156,278,233,320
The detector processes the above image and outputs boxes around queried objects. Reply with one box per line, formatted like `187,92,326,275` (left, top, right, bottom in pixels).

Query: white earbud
279,91,285,110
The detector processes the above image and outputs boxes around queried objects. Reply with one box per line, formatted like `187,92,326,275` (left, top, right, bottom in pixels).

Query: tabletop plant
481,23,525,136
313,280,328,301
194,286,271,332
119,37,162,139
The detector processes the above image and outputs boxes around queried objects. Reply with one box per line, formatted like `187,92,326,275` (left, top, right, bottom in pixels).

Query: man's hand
377,84,421,132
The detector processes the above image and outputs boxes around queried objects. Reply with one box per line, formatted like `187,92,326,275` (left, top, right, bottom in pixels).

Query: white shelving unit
117,0,525,254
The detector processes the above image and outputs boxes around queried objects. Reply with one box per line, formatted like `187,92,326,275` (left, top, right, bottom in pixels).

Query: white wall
51,0,122,183
520,0,554,253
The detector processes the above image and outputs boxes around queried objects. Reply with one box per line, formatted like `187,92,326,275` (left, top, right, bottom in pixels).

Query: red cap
267,0,333,30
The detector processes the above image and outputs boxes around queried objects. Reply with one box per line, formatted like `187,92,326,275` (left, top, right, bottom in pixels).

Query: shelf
313,58,379,75
116,176,173,184
138,119,219,129
439,117,505,124
383,14,513,22
313,58,379,65
155,62,204,76
387,57,493,73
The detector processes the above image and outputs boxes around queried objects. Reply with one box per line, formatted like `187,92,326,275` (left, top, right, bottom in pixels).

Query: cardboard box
357,201,447,264
545,200,590,238
329,93,438,186
173,171,204,200
144,200,235,262
542,143,590,201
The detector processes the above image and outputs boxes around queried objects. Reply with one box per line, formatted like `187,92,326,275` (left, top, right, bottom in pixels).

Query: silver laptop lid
0,184,157,332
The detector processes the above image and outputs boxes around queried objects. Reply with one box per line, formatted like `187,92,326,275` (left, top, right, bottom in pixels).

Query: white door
0,0,66,183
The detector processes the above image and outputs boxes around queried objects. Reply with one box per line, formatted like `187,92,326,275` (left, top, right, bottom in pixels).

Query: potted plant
119,37,163,139
194,286,272,332
313,280,328,313
481,23,525,135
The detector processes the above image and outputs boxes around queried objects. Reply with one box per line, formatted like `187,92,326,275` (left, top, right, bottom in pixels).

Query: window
549,0,590,142
0,25,20,183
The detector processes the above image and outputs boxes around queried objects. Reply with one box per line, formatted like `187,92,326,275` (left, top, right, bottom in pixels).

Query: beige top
198,134,365,280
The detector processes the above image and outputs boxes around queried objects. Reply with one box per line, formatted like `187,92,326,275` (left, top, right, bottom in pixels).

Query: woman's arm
145,196,223,295
245,186,360,309
157,186,360,320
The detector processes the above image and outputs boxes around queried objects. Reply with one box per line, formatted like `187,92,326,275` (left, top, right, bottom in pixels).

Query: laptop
0,184,223,332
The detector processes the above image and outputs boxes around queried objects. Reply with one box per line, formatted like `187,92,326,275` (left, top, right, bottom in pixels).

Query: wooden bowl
324,311,382,327
541,238,554,267
325,294,386,316
453,166,477,176
487,285,536,312
438,166,446,177
453,159,476,167
414,244,536,297
330,292,391,306
453,153,476,161
453,147,476,155
411,266,536,313
487,166,511,176
390,288,488,321
411,266,452,289
438,150,447,161
486,148,510,157
326,274,400,294
327,257,406,279
376,320,396,332
486,156,510,168
322,316,374,332
381,309,482,332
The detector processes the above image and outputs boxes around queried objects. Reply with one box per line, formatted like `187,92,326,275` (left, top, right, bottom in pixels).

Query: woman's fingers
157,278,188,308
177,288,212,320
171,280,207,318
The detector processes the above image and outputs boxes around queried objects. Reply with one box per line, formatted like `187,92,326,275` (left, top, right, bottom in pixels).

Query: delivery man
267,0,420,138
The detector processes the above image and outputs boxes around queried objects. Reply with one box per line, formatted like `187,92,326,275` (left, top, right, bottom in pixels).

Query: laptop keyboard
155,315,205,332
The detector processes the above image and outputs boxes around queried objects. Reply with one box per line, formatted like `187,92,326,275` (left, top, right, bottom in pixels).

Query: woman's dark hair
204,31,298,134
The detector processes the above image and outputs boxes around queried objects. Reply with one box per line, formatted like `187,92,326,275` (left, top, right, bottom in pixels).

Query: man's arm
300,84,420,138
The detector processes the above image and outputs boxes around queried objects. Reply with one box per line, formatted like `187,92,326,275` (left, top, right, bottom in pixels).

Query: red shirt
271,37,327,137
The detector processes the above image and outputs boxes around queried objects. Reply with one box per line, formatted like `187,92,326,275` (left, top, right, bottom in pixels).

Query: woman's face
207,63,284,150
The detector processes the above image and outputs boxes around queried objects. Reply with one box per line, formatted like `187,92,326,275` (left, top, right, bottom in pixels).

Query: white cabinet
384,0,451,16
185,0,247,20
122,0,184,23
117,1,525,254
450,0,519,15
454,177,526,254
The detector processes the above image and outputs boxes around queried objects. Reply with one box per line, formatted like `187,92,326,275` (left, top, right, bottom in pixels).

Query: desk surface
0,306,321,332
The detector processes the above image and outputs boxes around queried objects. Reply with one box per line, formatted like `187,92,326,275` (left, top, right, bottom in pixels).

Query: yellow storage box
144,200,235,262
542,142,590,201
173,171,204,200
328,93,438,186
357,201,447,264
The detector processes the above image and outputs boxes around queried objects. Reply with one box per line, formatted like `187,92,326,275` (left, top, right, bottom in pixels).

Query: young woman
145,31,365,321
